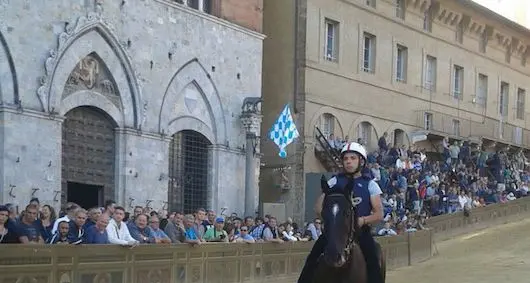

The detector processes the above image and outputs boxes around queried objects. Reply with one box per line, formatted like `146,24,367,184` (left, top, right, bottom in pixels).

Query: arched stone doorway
168,130,211,214
393,129,406,146
62,106,117,209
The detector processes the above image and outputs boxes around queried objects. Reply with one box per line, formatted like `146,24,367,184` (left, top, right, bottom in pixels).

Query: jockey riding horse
298,142,385,283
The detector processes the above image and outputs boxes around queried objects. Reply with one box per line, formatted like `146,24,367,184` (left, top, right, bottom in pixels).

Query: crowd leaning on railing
0,199,324,245
2,134,528,245
325,133,530,237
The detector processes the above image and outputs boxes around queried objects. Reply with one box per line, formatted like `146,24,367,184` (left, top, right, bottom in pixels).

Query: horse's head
320,175,361,268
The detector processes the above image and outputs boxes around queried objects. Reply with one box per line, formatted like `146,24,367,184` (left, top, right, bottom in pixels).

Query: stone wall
0,0,264,214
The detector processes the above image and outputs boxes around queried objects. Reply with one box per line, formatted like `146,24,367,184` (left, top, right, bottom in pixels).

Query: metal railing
2,198,530,283
314,126,341,172
415,110,530,147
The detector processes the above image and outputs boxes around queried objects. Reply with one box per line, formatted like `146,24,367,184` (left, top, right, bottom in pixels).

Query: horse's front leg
348,246,367,283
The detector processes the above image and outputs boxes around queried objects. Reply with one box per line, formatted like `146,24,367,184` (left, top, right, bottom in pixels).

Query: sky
472,0,530,28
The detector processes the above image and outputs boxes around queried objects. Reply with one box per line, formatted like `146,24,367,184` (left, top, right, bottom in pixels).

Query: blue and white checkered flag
269,104,299,158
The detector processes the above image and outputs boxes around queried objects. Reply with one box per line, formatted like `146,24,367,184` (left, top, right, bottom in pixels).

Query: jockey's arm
315,193,325,219
359,180,384,226
362,194,384,225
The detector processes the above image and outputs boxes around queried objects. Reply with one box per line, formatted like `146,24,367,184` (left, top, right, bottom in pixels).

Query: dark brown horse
312,176,386,283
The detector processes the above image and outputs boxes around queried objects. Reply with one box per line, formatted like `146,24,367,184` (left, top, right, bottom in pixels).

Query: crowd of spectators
2,132,529,245
0,199,323,245
326,132,530,236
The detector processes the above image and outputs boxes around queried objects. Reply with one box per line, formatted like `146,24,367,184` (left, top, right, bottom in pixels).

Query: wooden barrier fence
1,197,530,283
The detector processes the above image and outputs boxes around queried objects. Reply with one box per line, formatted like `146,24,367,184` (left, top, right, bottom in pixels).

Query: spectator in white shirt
51,203,79,235
377,222,397,236
458,191,468,211
395,156,406,169
419,151,427,163
106,206,139,246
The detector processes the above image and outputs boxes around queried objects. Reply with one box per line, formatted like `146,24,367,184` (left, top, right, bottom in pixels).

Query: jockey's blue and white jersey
327,173,382,218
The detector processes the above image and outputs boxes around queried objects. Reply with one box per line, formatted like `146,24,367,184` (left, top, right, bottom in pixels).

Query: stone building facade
0,0,264,215
261,0,530,222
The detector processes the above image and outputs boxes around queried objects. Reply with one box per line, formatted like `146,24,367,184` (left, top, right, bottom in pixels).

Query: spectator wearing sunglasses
305,218,322,241
233,226,255,243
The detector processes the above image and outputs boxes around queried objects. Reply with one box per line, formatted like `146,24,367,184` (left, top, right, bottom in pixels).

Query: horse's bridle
325,192,362,260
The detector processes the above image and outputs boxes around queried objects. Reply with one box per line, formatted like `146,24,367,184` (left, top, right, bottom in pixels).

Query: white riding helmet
340,142,367,161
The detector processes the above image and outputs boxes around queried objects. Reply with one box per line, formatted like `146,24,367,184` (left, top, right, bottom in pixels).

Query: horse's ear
321,175,330,193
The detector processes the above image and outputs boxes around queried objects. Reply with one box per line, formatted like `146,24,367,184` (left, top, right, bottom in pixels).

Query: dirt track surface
388,218,530,283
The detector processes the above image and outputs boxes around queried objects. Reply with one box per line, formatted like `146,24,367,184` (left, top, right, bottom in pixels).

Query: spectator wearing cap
51,203,79,235
203,217,228,242
0,205,18,244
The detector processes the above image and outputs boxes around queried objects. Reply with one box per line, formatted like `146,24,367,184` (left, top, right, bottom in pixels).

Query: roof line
458,0,530,39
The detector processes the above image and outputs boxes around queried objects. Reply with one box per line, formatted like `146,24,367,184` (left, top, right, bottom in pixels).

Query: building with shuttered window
260,0,530,222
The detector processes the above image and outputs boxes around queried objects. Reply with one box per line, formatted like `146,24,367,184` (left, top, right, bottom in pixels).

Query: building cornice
0,105,64,122
339,0,530,75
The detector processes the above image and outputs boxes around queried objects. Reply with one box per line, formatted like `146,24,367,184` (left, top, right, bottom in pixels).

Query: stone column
240,98,262,217
244,132,256,216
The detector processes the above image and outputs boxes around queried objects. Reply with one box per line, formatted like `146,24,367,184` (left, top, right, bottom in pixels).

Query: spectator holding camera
203,217,228,242
377,222,398,236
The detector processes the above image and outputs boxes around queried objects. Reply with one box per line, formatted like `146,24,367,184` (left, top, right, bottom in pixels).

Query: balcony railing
415,110,472,138
415,110,530,147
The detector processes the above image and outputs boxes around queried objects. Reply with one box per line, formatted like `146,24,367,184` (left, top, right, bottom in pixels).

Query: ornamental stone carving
63,53,122,109
36,12,145,129
69,55,100,89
